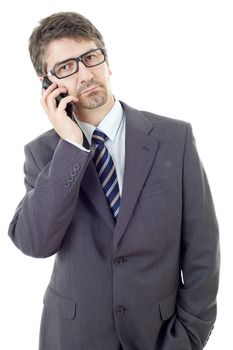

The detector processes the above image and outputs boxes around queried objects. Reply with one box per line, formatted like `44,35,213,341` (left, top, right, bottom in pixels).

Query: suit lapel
113,102,160,248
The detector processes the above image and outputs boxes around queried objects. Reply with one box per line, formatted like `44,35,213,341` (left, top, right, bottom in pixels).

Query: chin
80,93,109,110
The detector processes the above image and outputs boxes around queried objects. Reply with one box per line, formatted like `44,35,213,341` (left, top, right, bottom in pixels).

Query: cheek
62,81,77,95
101,68,112,87
97,64,112,82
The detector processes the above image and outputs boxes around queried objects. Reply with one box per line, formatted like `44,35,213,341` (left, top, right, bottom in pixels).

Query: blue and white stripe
92,129,121,221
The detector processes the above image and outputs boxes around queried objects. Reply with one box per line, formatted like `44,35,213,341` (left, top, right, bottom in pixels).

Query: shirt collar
76,99,124,145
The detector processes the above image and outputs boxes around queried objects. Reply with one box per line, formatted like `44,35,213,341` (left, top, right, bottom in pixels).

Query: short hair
28,11,106,76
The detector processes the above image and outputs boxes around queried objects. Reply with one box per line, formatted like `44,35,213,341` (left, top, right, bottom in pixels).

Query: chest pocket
140,177,177,200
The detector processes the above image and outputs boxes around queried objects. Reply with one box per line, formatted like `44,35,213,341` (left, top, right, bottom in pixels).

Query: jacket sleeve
161,123,220,350
8,139,92,258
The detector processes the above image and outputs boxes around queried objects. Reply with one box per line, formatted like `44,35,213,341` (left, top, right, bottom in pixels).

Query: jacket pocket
159,289,177,321
43,285,76,320
140,177,177,200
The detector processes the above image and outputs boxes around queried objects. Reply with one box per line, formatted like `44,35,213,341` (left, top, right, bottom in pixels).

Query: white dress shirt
66,100,125,195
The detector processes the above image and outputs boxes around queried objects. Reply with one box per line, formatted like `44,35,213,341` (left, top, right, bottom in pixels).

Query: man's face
44,38,113,111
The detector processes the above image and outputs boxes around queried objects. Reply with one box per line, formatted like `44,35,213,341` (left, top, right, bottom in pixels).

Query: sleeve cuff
64,138,90,152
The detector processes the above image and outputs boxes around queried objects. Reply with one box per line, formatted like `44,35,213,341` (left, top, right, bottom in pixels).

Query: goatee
77,80,108,110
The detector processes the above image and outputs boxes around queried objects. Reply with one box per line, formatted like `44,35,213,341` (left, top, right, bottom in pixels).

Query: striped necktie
92,129,121,221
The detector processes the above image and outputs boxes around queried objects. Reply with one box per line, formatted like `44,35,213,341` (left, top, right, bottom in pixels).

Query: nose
77,61,94,82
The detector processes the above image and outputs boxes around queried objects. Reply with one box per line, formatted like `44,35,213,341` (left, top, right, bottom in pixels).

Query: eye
84,54,96,62
82,51,100,66
58,61,75,72
54,60,76,77
60,64,70,71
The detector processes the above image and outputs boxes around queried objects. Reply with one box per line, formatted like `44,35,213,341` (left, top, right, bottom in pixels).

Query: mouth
80,85,99,95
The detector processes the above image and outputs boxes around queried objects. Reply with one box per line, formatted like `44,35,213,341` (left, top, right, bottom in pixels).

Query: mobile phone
42,76,73,118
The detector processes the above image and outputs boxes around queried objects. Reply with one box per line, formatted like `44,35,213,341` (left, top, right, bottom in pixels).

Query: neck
73,96,115,126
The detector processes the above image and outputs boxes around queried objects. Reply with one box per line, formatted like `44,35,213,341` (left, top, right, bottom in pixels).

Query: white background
0,0,232,349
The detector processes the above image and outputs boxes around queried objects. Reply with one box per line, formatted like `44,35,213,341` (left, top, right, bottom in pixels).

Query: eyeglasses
48,48,106,79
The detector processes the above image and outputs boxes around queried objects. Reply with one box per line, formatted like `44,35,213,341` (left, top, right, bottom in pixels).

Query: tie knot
92,129,108,145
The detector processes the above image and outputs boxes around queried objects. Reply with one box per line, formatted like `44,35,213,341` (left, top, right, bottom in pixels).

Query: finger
43,87,68,112
57,95,78,111
41,83,58,109
41,82,58,98
49,87,68,100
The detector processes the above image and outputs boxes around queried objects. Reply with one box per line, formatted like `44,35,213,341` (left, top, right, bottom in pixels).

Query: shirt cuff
64,138,90,152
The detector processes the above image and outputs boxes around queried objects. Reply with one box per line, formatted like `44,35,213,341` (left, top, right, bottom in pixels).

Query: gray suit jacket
8,102,220,350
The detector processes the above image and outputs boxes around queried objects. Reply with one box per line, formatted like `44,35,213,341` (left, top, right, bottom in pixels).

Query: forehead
45,38,98,70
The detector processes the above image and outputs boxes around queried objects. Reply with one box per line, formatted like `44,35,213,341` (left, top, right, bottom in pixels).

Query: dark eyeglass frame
48,48,106,79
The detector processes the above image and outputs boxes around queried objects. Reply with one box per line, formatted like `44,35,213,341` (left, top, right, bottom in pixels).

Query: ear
39,76,44,82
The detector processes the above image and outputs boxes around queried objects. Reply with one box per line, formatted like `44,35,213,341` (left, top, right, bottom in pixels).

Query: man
8,11,220,350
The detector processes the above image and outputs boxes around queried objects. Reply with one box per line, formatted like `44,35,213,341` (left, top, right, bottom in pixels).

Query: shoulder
24,129,60,167
120,101,191,140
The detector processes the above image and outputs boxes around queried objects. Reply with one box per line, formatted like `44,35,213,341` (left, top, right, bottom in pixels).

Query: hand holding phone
41,77,83,145
42,76,73,118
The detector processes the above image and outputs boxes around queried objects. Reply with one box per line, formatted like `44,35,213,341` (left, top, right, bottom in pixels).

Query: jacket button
70,169,77,177
114,257,124,266
115,306,125,316
63,181,71,189
66,176,74,183
72,163,80,171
